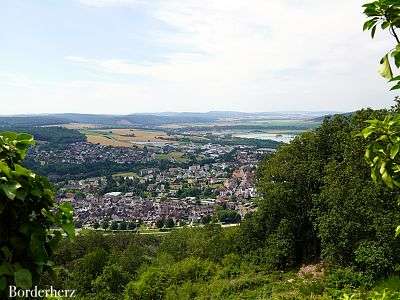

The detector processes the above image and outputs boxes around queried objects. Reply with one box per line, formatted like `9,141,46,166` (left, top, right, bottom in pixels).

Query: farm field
83,128,177,147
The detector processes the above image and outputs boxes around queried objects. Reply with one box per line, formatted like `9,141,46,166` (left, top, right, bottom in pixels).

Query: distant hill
0,111,340,127
310,112,354,122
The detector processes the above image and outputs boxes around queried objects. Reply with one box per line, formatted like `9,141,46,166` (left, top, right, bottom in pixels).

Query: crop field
83,128,176,147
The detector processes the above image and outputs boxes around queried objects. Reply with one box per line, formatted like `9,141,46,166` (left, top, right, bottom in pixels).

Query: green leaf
389,75,400,82
382,171,394,189
396,225,400,237
390,82,400,90
0,276,6,291
14,164,33,178
371,167,378,182
0,162,11,177
391,143,400,159
361,127,375,138
382,21,390,29
0,262,13,276
380,161,387,175
14,268,32,289
1,247,12,262
371,25,377,38
379,54,393,80
61,222,75,238
0,182,22,200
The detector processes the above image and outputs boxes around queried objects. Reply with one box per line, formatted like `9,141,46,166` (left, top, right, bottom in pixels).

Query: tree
215,209,241,224
238,112,400,273
0,132,74,296
93,264,130,294
101,220,109,230
165,218,175,228
110,221,119,230
119,221,127,231
156,218,165,229
201,215,212,225
127,222,137,230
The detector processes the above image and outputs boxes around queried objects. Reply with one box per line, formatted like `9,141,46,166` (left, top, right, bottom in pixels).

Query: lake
233,133,296,143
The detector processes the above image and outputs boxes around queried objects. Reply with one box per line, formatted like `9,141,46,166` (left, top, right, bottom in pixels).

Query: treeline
0,126,86,145
25,159,190,182
0,116,70,127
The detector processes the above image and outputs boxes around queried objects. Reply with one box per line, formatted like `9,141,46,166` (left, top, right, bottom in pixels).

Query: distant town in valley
0,111,332,232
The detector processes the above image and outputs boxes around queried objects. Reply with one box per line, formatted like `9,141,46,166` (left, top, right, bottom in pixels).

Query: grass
112,172,138,178
156,151,188,162
372,276,400,293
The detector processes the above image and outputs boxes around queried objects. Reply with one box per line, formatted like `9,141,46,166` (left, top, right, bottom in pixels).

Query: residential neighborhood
27,139,273,228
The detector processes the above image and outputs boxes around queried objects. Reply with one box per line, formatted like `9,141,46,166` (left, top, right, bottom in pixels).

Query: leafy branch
363,0,400,89
0,132,74,295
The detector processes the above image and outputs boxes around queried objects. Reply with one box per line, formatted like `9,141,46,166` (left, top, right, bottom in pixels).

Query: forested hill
0,126,86,145
0,111,335,127
44,108,400,299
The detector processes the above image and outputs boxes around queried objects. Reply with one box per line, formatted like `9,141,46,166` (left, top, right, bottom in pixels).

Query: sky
0,0,398,114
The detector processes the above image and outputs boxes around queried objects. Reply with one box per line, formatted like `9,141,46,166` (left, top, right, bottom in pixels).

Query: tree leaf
379,54,393,80
0,182,22,200
371,25,377,38
14,268,32,289
391,143,400,159
0,276,6,291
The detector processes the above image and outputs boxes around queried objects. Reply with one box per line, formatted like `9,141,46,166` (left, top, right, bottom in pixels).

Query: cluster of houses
29,142,149,165
29,140,273,227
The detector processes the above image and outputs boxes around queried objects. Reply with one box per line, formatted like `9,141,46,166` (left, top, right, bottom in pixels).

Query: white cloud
2,0,396,114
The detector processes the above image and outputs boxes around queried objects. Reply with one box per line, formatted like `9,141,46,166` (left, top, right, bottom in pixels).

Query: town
26,138,274,229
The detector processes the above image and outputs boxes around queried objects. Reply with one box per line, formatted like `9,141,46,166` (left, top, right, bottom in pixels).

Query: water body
233,133,296,143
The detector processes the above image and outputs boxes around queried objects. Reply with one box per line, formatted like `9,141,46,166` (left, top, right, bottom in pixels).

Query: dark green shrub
93,263,131,294
326,267,374,290
124,267,170,300
0,132,74,297
354,241,392,278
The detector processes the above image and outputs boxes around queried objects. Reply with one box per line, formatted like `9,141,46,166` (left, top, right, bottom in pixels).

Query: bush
0,132,73,297
124,267,170,300
354,241,392,278
68,249,109,293
326,267,374,290
93,263,131,294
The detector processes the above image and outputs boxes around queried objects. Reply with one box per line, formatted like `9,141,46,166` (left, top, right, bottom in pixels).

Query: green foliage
326,267,374,290
0,131,74,297
69,249,109,292
363,0,400,89
93,263,131,294
110,221,119,230
354,241,392,277
240,111,400,275
361,114,400,188
215,208,241,224
165,218,175,228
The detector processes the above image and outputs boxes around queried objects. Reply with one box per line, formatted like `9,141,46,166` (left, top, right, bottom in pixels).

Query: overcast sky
0,0,398,114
